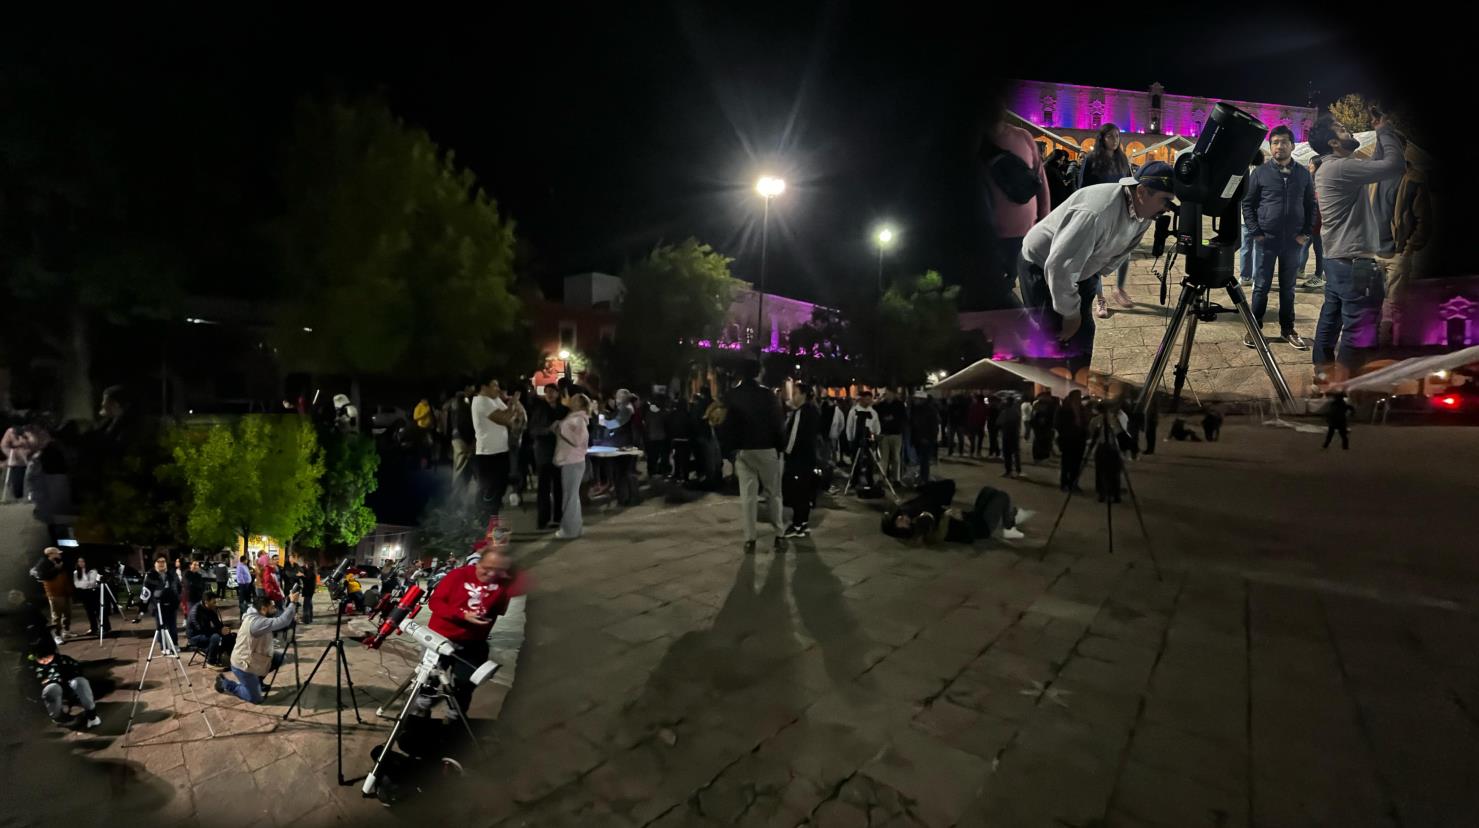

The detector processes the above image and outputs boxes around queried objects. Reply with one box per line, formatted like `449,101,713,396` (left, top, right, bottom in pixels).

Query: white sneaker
85,714,101,728
1001,527,1025,540
1014,508,1035,526
53,635,65,647
553,529,580,540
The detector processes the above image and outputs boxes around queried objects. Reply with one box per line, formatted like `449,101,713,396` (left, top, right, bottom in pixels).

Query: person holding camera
1019,162,1177,374
1307,109,1407,375
216,587,299,703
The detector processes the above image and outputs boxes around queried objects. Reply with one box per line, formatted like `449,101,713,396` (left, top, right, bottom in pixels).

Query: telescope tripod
363,647,484,797
283,599,363,786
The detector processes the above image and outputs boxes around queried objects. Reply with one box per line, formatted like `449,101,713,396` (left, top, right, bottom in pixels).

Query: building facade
1008,79,1317,165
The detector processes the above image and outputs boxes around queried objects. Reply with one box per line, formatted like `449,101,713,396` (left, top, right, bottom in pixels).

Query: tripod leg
338,641,364,723
1043,431,1095,557
842,448,862,496
1116,455,1163,582
1225,283,1295,407
362,676,427,796
282,638,338,720
1138,283,1198,419
442,690,486,757
377,671,417,718
1171,312,1200,413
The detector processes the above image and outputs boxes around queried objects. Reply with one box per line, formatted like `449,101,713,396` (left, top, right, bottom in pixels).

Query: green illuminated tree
299,430,379,550
173,415,325,549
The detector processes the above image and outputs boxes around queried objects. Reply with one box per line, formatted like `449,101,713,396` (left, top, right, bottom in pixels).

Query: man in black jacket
723,360,786,551
1242,125,1315,350
187,593,234,667
909,392,941,484
782,384,821,538
142,556,182,648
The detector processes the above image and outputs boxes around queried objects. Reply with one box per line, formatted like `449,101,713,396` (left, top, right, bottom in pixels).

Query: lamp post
755,175,785,354
558,349,572,381
874,225,896,293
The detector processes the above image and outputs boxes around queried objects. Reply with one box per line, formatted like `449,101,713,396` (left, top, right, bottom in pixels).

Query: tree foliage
602,239,742,388
299,430,379,550
790,270,961,387
417,497,486,562
271,98,526,380
172,415,324,548
78,428,189,547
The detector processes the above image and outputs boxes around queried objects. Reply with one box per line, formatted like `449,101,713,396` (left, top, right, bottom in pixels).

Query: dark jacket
142,571,180,612
909,400,940,445
666,401,694,440
723,380,785,452
782,402,820,471
875,399,907,436
185,571,207,604
1078,152,1131,188
1242,158,1315,242
452,395,475,442
187,602,224,638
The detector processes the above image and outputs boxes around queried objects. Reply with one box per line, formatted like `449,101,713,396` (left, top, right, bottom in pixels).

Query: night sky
5,8,1458,308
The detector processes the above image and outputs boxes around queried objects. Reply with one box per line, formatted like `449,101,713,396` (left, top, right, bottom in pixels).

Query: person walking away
1021,162,1174,374
1056,391,1088,492
909,392,940,484
782,384,820,538
874,389,907,486
34,546,70,645
981,101,1052,308
643,395,670,479
471,378,515,519
971,393,992,457
1077,123,1136,315
554,394,592,539
527,384,567,530
73,556,108,637
1323,391,1354,450
1238,151,1267,287
1242,126,1315,351
723,360,786,552
1308,111,1407,379
217,588,299,704
26,645,100,728
997,396,1023,478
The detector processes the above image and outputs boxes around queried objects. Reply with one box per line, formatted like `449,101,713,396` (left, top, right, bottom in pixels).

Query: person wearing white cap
1019,162,1177,374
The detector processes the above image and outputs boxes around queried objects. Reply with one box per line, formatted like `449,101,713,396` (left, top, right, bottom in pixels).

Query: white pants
735,449,783,542
559,462,585,537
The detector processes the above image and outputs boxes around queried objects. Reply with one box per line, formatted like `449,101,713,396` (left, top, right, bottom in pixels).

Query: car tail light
1433,395,1461,409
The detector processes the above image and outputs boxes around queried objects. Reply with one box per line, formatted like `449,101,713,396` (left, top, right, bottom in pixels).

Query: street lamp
755,175,786,354
874,225,896,292
558,349,572,381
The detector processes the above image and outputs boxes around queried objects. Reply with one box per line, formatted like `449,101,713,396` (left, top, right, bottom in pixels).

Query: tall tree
298,430,379,551
173,415,325,549
601,239,742,388
270,97,526,382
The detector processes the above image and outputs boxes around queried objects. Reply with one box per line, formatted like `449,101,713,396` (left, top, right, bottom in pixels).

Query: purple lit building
1008,79,1315,164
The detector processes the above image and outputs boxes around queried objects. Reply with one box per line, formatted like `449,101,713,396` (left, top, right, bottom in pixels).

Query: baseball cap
1120,161,1174,194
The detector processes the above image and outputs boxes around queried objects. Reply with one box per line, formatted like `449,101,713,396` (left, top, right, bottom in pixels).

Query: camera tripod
364,645,486,797
125,601,217,741
1042,410,1161,581
96,579,126,643
283,591,364,786
841,437,899,501
265,619,302,696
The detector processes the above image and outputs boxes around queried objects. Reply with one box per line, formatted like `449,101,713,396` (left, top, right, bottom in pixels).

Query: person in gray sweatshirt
1307,111,1407,373
216,588,299,703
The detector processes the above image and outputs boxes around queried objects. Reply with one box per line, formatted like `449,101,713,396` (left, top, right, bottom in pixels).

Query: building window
559,323,576,351
1091,111,1102,129
1041,108,1052,126
1151,94,1162,109
1191,120,1202,136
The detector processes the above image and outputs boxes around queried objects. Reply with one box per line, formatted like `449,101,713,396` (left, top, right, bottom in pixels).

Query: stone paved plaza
5,421,1479,827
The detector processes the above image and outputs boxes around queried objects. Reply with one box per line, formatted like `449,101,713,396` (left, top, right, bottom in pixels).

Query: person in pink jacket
554,395,592,539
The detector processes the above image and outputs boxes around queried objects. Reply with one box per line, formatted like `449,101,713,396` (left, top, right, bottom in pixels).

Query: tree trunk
61,306,94,422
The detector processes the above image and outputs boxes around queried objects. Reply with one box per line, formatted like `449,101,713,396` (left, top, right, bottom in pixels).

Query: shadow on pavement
789,539,868,686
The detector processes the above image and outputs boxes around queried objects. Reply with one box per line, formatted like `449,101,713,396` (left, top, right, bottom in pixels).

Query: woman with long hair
1078,123,1136,316
555,394,592,539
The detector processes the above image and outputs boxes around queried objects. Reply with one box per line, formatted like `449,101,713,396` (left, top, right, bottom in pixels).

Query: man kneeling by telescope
1020,161,1177,372
216,587,300,703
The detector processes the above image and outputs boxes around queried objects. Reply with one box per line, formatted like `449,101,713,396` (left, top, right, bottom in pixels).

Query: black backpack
983,142,1042,205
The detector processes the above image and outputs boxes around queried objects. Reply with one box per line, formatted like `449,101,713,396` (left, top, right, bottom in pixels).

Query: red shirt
427,565,516,642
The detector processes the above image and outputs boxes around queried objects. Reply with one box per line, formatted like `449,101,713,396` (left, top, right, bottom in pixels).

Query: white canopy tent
929,358,1090,397
1006,111,1083,152
1337,345,1479,393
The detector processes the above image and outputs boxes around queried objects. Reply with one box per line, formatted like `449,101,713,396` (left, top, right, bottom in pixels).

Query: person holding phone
425,545,520,720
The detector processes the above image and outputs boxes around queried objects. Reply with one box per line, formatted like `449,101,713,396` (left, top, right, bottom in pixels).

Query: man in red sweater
425,545,519,719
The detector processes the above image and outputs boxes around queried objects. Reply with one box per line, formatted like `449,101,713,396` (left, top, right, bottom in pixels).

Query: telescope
1138,102,1295,415
363,584,423,650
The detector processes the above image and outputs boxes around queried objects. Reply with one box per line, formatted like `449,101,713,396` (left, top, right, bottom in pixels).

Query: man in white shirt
471,378,516,517
1019,161,1176,373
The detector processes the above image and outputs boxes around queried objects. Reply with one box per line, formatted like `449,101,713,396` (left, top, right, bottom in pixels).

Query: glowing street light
755,175,786,353
558,349,573,381
874,224,897,292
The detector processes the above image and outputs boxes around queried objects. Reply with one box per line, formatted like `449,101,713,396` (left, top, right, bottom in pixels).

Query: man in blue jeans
1242,125,1315,350
1237,151,1265,286
217,589,298,703
1307,112,1406,376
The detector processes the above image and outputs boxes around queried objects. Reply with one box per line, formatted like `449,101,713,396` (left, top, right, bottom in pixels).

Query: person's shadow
789,540,868,686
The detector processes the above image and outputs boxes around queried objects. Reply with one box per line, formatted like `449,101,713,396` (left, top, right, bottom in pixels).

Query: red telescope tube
362,584,423,650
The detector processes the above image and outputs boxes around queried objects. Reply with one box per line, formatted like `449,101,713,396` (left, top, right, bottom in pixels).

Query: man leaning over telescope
1019,161,1177,373
423,544,518,720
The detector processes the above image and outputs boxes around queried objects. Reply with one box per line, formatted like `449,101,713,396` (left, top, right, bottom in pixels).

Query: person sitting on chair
26,643,101,729
342,572,366,614
216,589,298,703
187,593,234,669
